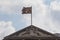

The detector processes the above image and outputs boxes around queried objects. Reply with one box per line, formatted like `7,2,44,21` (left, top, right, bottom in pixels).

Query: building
3,25,60,40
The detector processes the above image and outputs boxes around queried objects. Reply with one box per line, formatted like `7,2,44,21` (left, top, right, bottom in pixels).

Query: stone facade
3,25,60,40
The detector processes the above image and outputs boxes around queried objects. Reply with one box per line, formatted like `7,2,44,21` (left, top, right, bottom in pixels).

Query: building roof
3,25,56,40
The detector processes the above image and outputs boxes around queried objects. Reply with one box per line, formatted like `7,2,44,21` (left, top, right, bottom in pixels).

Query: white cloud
50,0,60,11
0,0,18,14
0,21,15,40
0,0,17,6
22,0,32,7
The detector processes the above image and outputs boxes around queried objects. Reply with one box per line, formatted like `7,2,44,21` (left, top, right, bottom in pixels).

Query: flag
22,7,32,14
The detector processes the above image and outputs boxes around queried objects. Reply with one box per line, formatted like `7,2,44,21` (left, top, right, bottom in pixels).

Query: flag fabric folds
22,7,32,14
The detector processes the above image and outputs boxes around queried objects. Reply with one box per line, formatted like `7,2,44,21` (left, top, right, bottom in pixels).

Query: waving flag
22,7,32,14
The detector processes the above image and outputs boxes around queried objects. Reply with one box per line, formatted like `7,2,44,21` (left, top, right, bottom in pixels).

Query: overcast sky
0,0,60,40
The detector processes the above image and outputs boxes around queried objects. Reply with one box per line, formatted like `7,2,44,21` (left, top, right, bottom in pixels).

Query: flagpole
31,7,32,25
31,12,32,25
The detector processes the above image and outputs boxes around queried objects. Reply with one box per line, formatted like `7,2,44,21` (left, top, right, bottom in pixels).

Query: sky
0,0,60,40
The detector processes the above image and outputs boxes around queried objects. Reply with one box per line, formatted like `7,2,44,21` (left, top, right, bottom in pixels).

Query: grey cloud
51,10,60,22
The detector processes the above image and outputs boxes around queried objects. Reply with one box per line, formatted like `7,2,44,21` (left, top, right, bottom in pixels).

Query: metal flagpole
31,11,32,25
31,7,32,25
